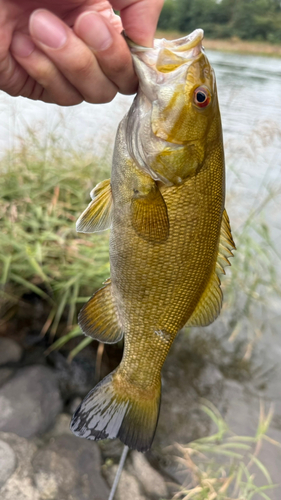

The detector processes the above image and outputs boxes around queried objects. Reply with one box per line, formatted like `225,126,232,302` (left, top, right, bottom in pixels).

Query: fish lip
126,29,204,54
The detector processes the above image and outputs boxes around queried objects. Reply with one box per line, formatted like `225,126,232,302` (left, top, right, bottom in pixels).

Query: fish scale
71,29,235,452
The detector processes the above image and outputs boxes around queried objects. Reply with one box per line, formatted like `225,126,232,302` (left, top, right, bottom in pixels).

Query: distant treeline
158,0,281,42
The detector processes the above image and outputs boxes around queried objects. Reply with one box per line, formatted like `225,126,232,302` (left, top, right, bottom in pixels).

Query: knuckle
32,61,55,86
70,53,94,79
155,0,165,11
109,53,132,77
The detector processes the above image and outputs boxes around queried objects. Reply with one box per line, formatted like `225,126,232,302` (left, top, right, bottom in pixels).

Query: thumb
111,0,164,47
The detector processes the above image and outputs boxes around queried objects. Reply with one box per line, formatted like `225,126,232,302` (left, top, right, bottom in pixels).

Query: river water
1,49,281,496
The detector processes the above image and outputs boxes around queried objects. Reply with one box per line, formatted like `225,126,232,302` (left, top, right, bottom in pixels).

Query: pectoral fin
76,179,112,233
187,209,235,327
78,279,123,344
131,183,169,243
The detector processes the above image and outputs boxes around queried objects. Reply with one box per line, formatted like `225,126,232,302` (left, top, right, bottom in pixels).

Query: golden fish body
71,30,235,451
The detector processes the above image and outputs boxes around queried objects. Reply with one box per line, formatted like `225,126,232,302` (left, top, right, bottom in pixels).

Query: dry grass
170,402,280,500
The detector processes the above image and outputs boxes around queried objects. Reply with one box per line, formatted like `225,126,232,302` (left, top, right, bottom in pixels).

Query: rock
130,451,168,499
48,351,96,400
0,431,109,500
0,440,16,489
32,434,109,500
68,396,82,416
44,413,72,439
156,339,223,449
0,365,63,438
0,368,14,388
0,432,38,500
195,363,224,397
103,464,146,500
0,338,22,366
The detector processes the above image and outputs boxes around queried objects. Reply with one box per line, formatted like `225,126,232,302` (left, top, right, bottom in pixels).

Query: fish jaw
126,29,221,186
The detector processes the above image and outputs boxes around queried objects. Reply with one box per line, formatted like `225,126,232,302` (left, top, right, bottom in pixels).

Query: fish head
127,30,222,185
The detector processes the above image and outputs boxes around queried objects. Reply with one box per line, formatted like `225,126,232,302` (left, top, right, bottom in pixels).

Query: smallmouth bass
71,29,235,452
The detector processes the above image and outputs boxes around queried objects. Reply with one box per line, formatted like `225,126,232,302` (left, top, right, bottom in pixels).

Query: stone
0,440,16,489
44,413,72,439
67,396,82,416
48,351,96,400
156,339,222,450
0,368,14,388
32,434,109,500
0,365,63,438
0,338,22,366
0,431,109,500
103,464,146,500
0,432,38,500
130,451,168,499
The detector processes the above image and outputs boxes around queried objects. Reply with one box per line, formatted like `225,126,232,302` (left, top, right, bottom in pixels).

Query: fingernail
76,12,113,51
30,9,67,49
11,32,35,57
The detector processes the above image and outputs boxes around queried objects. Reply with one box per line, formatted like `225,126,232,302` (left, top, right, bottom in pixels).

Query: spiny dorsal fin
78,279,123,344
131,184,169,243
187,209,235,327
76,179,112,233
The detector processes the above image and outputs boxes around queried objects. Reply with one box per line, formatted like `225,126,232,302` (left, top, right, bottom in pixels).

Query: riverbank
156,30,281,58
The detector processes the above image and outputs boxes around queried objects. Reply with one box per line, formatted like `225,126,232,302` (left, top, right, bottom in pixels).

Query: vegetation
0,126,280,360
172,402,280,500
0,130,110,357
158,0,281,43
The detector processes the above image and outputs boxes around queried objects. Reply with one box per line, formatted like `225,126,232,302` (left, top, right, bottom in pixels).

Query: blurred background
0,2,281,499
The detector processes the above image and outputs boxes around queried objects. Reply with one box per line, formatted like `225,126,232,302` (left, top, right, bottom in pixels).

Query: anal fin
78,279,123,344
76,178,112,233
187,208,235,327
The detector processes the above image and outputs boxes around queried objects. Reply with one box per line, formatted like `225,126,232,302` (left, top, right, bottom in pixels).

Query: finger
112,0,164,47
10,32,83,105
64,2,123,33
74,11,138,95
0,29,31,98
29,9,119,103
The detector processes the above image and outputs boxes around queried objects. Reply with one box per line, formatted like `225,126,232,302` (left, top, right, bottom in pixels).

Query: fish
70,29,235,452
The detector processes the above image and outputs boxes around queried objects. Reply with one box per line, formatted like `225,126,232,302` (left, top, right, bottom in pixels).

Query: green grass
0,129,111,348
171,401,280,500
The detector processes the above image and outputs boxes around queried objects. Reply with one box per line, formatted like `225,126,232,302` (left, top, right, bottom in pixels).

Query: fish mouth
126,29,204,73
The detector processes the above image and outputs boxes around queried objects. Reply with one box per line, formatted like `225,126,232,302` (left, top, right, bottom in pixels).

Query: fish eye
193,86,211,108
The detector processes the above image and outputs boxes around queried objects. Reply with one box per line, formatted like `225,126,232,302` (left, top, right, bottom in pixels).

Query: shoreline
156,30,281,58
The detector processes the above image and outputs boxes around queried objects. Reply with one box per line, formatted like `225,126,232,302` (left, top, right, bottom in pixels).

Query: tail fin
70,369,161,452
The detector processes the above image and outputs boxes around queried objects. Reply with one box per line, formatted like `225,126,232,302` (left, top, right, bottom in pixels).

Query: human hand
0,0,163,105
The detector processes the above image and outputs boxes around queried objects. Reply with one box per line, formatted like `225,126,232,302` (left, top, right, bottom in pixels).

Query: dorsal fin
216,209,236,275
76,179,112,233
187,209,235,327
